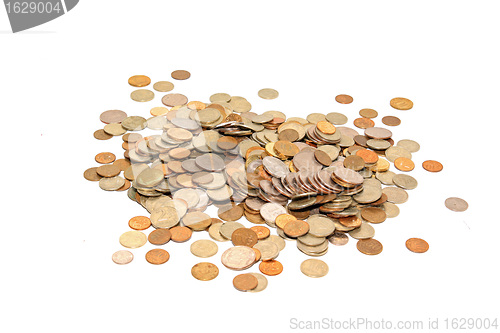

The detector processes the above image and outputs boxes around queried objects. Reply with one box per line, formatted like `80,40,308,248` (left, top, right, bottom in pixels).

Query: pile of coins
84,72,467,292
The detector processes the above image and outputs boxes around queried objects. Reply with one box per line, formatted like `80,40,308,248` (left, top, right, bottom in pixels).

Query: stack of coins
84,73,460,292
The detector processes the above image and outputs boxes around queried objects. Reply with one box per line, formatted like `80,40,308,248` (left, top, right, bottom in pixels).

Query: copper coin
259,260,283,276
148,229,172,245
83,167,102,181
112,250,134,265
233,273,259,291
217,136,238,150
275,214,297,229
122,133,142,143
406,238,429,253
283,220,310,238
145,249,170,264
356,149,379,164
100,110,128,124
218,205,244,222
191,262,219,281
382,116,401,126
231,228,259,247
274,140,299,157
162,93,188,107
170,226,192,242
360,207,387,223
314,150,332,166
171,70,191,80
359,108,378,119
394,157,415,171
390,97,413,110
422,160,443,172
93,129,112,140
356,239,383,255
96,164,121,177
445,197,468,212
335,94,353,104
353,117,375,129
113,159,131,171
339,215,362,228
128,75,151,87
95,152,116,164
250,226,270,240
128,216,151,230
316,121,336,135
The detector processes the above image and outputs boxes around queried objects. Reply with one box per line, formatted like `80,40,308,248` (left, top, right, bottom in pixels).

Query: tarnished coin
145,249,170,265
99,176,125,191
128,216,151,230
153,81,174,92
128,75,151,87
232,228,259,247
423,160,443,172
100,109,128,124
356,238,383,255
119,230,147,249
131,89,154,102
191,262,219,281
233,273,259,291
148,228,171,245
150,206,180,229
83,167,102,181
221,246,256,270
170,226,192,242
394,157,415,172
382,116,401,126
259,260,283,276
393,174,418,190
445,197,468,212
112,250,134,265
406,238,429,253
314,150,332,166
328,231,349,245
93,129,113,140
335,94,353,104
171,70,191,80
258,88,279,100
300,259,329,278
218,205,244,222
390,97,413,110
247,273,268,293
253,241,279,261
190,239,218,258
162,93,188,107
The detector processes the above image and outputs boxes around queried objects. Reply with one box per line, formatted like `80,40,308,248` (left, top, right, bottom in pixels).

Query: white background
1,1,499,332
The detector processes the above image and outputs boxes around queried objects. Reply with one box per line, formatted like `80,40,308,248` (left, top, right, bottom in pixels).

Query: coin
145,249,170,265
231,228,258,247
250,226,271,240
171,70,191,80
153,81,174,92
326,112,348,125
182,212,212,231
191,262,219,281
406,238,429,253
190,239,218,258
128,75,151,87
445,197,468,212
259,260,283,276
170,226,192,242
344,155,365,171
219,222,245,239
247,273,268,293
209,222,229,242
103,123,126,136
150,206,180,229
100,110,128,124
148,228,171,245
356,238,383,255
300,259,329,278
99,176,125,191
382,202,400,218
335,94,353,104
348,222,375,239
119,230,147,249
364,127,392,140
83,167,102,181
258,88,279,100
210,93,231,103
121,116,147,131
385,146,411,162
353,117,375,129
361,207,387,223
233,273,259,291
390,97,413,110
260,202,287,224
394,157,415,172
275,214,297,229
423,160,443,172
356,149,379,164
218,205,244,222
128,216,151,230
382,116,401,126
359,108,378,118
393,174,418,190
382,187,408,204
328,231,349,245
253,241,279,261
112,250,134,265
162,93,188,107
95,152,116,164
316,121,336,135
283,220,310,238
131,89,154,102
93,129,113,140
397,139,420,153
314,150,332,166
113,159,131,171
221,246,256,270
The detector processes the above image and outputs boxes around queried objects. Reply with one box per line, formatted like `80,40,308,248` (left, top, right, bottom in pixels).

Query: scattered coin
170,226,193,242
221,246,256,270
390,97,413,110
359,108,378,119
83,167,102,181
153,81,174,92
145,249,170,265
300,259,329,278
190,239,218,258
247,273,268,293
103,123,126,136
394,157,415,172
171,70,191,80
119,230,147,249
422,160,443,172
128,216,151,230
148,228,171,245
258,88,279,100
445,197,468,212
191,262,219,281
259,260,283,276
406,238,429,253
335,94,353,104
356,238,383,255
95,152,116,164
131,89,155,102
233,273,259,291
112,250,134,265
128,75,151,87
382,116,401,126
93,129,113,140
100,110,128,124
232,228,258,247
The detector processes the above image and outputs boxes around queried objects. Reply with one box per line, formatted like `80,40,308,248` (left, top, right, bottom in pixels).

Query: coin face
422,160,443,172
112,250,134,265
390,97,413,110
258,88,279,100
406,238,429,253
445,197,468,212
190,239,218,258
148,228,171,245
394,157,415,171
145,249,170,264
103,123,126,136
231,228,258,247
247,273,268,293
328,231,349,245
83,167,102,181
221,246,256,270
382,115,401,126
162,93,188,107
356,238,383,255
170,226,192,242
361,207,387,223
171,70,191,80
335,94,353,104
191,262,219,281
119,231,147,249
95,152,116,164
283,220,310,238
128,216,151,230
153,81,174,92
259,260,283,276
359,108,378,119
233,273,259,291
128,75,151,87
100,110,128,124
250,226,271,240
300,259,329,278
131,89,154,102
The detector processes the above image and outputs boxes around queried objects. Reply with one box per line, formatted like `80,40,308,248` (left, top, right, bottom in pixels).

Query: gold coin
359,108,378,118
119,230,147,249
190,239,219,258
131,89,155,102
128,75,151,87
210,93,231,103
390,97,413,110
150,106,169,116
103,123,126,136
300,259,329,278
153,81,174,92
191,262,219,281
258,88,279,100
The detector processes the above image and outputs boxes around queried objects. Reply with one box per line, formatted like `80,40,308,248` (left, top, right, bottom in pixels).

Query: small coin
218,205,244,222
278,128,299,142
99,176,125,191
300,259,329,278
170,226,193,242
359,108,378,118
348,222,375,240
328,231,349,245
283,220,310,238
153,81,174,92
406,238,429,253
219,222,245,239
253,241,279,261
422,160,443,172
95,152,116,164
148,228,172,245
150,206,180,229
100,110,128,124
361,207,387,223
382,187,408,204
335,94,353,104
103,123,126,136
119,230,147,249
445,197,468,212
171,70,191,80
393,174,418,190
93,129,113,140
210,93,231,103
232,228,259,247
275,214,297,229
131,89,154,102
247,273,268,293
162,93,188,107
190,239,218,258
111,250,134,265
316,121,336,135
353,117,375,129
121,116,147,131
382,116,401,126
314,150,332,166
83,167,102,181
259,260,283,276
250,226,270,240
128,75,151,87
356,238,383,255
390,97,413,110
191,262,219,281
394,157,415,172
221,246,256,270
326,112,348,125
233,273,259,291
382,202,400,218
128,216,151,230
258,88,279,100
397,139,420,153
145,249,170,265
182,211,212,231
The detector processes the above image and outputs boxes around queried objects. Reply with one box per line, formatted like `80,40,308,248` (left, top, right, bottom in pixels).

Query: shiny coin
361,207,387,223
153,81,174,92
182,212,212,231
128,216,151,230
170,226,192,242
191,262,219,281
445,197,468,212
171,70,191,80
394,157,415,172
250,226,270,240
356,238,383,255
131,89,154,102
422,160,443,172
390,97,413,110
258,88,279,100
335,94,353,104
150,106,169,116
145,249,170,265
221,246,256,270
112,250,134,265
316,121,336,134
162,93,188,107
382,116,401,126
128,75,151,87
233,273,259,291
353,117,375,129
406,238,429,253
393,174,418,190
232,228,259,247
190,239,218,258
247,273,268,293
300,259,329,278
275,214,297,229
150,206,180,229
326,112,348,125
259,260,283,276
148,228,171,245
260,202,287,224
119,230,147,249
